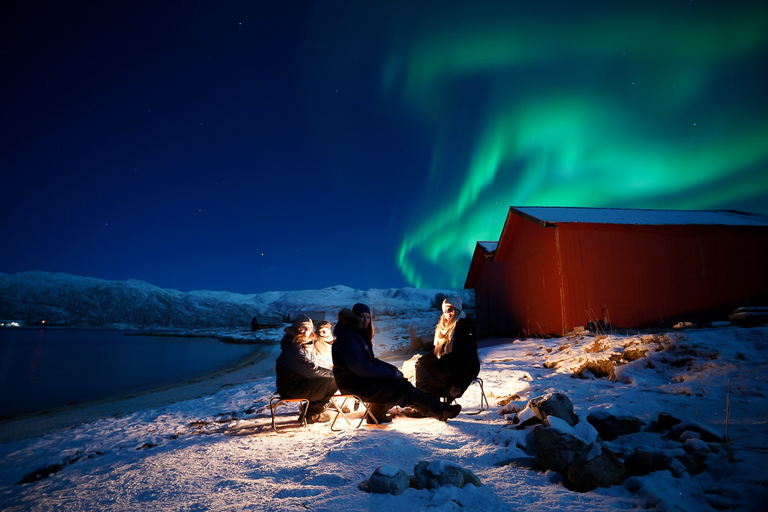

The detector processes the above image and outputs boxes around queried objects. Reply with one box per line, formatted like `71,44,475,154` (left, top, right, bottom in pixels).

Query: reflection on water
0,329,260,418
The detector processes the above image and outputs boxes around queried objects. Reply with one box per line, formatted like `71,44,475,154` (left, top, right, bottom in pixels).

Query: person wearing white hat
414,296,479,402
332,304,462,423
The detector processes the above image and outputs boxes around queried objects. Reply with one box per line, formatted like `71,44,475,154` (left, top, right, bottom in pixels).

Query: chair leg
330,396,353,431
462,378,489,415
330,395,377,431
270,397,310,433
477,378,489,412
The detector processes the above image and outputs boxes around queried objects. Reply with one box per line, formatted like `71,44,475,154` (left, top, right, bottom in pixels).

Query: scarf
433,317,458,358
313,335,334,368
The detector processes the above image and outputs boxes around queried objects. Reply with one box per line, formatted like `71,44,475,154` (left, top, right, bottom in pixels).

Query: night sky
2,1,767,294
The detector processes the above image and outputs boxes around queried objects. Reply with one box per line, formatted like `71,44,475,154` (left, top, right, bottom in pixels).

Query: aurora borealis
2,1,767,293
381,1,768,288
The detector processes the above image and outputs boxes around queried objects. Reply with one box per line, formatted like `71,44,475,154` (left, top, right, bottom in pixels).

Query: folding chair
328,394,378,431
270,396,310,433
461,378,489,415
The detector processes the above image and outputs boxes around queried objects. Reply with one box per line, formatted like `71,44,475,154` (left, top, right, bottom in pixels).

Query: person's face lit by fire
297,323,313,338
318,326,332,339
359,312,371,329
442,304,458,323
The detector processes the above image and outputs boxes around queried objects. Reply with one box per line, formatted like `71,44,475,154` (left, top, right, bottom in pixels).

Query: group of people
274,296,480,425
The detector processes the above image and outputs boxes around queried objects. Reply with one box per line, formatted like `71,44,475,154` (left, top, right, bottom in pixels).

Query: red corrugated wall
495,214,564,336
479,214,768,337
558,223,768,331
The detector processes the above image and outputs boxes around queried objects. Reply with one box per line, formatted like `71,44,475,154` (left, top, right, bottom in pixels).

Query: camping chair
270,396,310,433
328,394,378,431
460,378,489,415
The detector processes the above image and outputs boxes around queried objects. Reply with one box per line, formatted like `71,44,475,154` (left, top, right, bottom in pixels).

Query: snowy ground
1,307,767,511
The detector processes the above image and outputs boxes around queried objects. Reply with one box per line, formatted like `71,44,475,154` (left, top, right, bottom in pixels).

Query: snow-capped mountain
0,271,467,329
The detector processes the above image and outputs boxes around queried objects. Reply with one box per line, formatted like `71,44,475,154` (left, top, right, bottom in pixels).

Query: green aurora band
386,2,768,289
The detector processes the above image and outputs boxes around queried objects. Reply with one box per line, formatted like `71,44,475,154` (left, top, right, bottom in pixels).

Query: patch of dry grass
575,359,616,379
585,339,608,353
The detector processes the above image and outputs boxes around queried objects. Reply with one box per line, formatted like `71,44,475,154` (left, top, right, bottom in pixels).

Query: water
0,329,261,418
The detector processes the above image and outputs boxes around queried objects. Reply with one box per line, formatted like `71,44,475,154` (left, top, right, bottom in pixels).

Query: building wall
472,214,768,337
468,247,504,339
495,215,565,336
557,223,768,331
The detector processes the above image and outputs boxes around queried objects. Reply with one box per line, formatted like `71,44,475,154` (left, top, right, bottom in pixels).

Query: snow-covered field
1,293,767,511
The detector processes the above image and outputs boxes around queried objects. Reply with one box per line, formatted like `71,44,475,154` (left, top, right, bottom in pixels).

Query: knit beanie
292,314,313,328
443,296,463,312
352,303,371,316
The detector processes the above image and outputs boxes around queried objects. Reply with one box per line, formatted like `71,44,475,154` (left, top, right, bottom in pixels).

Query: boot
406,387,446,420
439,403,461,421
367,402,394,424
306,412,331,424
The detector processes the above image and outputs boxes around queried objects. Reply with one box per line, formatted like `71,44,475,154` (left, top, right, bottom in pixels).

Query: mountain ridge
0,271,465,329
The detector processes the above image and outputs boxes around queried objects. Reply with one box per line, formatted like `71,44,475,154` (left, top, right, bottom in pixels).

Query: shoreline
0,343,280,445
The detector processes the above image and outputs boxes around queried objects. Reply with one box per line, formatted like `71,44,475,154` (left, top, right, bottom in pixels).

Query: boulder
412,460,481,490
655,449,701,477
566,443,626,492
533,426,588,473
368,464,410,495
656,412,682,431
669,420,725,443
623,447,658,476
513,405,542,428
587,409,643,441
528,392,579,426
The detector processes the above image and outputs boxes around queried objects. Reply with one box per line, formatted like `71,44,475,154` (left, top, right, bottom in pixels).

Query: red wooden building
464,207,768,338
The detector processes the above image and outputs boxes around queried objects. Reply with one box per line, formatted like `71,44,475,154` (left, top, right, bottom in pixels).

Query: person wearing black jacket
332,303,461,423
275,314,338,423
414,296,480,402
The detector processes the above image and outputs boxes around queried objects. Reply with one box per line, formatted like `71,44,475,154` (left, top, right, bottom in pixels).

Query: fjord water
0,329,260,418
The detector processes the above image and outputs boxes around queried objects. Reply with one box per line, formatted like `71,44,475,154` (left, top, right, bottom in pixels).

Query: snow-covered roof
512,207,768,227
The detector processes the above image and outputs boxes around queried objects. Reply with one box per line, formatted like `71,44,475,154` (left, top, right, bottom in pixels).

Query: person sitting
332,303,461,424
275,315,338,424
313,320,335,370
414,296,479,403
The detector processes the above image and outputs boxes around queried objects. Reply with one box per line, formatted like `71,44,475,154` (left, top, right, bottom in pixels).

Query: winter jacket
275,328,333,380
417,316,480,396
332,315,398,390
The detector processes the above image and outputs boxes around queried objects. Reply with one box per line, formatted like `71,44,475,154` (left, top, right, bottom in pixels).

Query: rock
566,443,626,491
669,420,725,443
623,447,658,476
513,405,542,428
655,449,699,477
528,392,579,426
533,426,588,473
587,409,643,441
412,460,481,490
657,412,682,431
368,464,410,495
